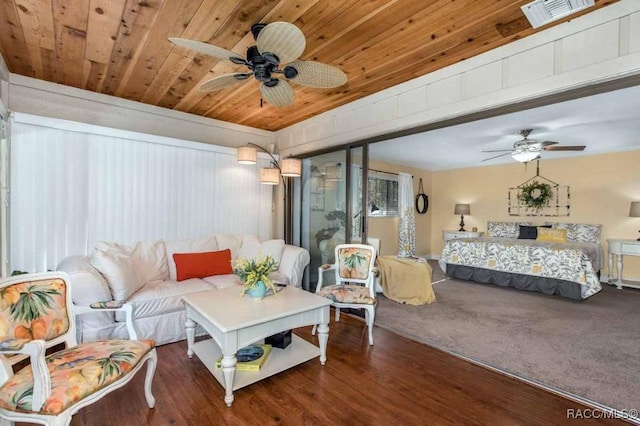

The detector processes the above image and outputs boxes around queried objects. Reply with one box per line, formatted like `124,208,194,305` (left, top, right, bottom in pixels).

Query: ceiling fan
482,129,586,163
169,22,348,108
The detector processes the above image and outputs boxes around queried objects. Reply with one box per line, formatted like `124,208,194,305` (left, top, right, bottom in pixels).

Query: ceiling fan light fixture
283,65,298,79
261,52,280,66
237,146,257,164
512,151,539,163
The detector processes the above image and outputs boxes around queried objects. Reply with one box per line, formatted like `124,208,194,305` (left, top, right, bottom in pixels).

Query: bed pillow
546,223,602,243
536,227,568,243
487,221,532,238
517,225,552,239
173,249,233,282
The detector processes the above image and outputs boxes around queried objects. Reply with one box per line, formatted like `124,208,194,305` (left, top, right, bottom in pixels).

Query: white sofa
57,234,310,346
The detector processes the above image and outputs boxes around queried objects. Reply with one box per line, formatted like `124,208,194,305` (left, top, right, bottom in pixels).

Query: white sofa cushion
201,274,242,289
237,238,285,264
90,249,142,301
124,278,214,320
164,235,218,280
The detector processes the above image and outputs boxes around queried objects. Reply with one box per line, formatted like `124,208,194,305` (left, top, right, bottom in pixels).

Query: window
367,172,398,217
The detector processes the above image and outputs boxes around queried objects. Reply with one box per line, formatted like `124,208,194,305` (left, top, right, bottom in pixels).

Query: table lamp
454,203,471,232
630,201,640,240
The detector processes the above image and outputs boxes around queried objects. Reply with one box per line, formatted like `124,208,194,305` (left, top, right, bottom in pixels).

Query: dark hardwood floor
69,315,624,425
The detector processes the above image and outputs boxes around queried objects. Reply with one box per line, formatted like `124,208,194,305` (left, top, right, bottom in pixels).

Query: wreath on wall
519,180,553,210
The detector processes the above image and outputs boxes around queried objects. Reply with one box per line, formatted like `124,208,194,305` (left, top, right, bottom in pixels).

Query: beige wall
429,150,640,279
367,159,433,257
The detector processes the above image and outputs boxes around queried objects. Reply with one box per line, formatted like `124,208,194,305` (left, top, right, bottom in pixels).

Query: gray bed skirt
445,264,584,300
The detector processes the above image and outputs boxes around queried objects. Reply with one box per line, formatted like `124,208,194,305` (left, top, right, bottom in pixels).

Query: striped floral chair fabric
314,244,377,345
0,272,157,425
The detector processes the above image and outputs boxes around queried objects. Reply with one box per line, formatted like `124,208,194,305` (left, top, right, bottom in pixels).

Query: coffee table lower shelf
193,334,320,391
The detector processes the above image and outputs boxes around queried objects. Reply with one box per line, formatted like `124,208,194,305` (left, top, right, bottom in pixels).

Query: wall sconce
236,143,301,185
454,203,471,232
629,201,640,240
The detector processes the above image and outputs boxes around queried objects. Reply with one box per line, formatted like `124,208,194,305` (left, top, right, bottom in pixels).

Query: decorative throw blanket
376,256,435,305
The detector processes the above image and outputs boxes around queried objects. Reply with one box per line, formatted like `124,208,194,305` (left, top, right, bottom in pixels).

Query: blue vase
247,281,267,298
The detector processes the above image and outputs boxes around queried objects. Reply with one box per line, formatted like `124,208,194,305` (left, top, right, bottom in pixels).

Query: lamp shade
454,203,470,215
237,146,257,164
260,168,280,185
630,201,640,217
511,151,539,163
280,158,301,177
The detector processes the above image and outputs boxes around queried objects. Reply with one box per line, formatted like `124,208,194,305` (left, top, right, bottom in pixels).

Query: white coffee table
183,285,331,407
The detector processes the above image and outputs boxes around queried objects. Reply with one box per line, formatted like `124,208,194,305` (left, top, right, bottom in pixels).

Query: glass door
291,145,367,291
293,151,345,291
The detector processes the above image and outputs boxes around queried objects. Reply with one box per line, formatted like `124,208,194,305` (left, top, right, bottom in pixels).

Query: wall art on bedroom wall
508,161,570,217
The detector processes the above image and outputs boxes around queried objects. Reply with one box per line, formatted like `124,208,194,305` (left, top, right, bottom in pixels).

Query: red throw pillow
173,249,233,282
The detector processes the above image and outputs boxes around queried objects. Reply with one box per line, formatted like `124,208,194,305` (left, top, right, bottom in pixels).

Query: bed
438,222,604,300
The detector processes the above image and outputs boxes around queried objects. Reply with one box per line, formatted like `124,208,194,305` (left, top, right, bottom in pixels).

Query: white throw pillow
164,235,219,280
237,239,285,265
214,234,243,260
95,240,168,284
90,249,143,301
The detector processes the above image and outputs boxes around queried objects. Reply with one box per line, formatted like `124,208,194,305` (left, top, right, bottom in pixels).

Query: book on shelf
215,344,272,372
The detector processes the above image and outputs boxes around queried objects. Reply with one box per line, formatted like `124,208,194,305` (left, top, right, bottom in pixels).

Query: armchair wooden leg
365,307,375,346
144,349,158,408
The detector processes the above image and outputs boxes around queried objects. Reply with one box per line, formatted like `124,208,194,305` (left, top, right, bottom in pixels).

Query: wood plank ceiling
0,0,617,131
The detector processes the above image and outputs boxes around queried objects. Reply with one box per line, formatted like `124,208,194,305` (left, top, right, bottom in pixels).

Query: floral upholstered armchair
314,244,377,345
0,272,157,425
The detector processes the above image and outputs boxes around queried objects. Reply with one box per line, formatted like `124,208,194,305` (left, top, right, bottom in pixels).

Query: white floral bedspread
438,237,602,299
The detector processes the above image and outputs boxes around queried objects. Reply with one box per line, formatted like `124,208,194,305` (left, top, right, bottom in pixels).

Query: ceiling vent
521,0,595,29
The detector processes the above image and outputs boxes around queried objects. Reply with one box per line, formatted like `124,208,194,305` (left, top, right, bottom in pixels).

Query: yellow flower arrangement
233,256,279,296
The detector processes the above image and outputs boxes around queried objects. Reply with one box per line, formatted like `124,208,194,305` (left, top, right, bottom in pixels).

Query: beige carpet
375,261,640,414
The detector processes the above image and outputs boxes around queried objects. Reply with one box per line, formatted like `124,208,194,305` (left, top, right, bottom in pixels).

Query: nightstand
607,239,640,290
443,230,484,240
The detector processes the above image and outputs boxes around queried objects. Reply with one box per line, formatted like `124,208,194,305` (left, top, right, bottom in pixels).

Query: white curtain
397,172,415,257
9,114,273,273
350,163,361,239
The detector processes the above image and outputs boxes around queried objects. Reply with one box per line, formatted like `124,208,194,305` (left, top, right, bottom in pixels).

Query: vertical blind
10,116,273,273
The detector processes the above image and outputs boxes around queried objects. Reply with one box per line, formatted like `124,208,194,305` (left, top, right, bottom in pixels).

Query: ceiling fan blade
283,61,347,88
260,79,295,108
256,22,306,65
543,145,586,151
541,140,559,147
198,74,249,92
480,149,514,153
169,38,244,62
482,152,511,162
